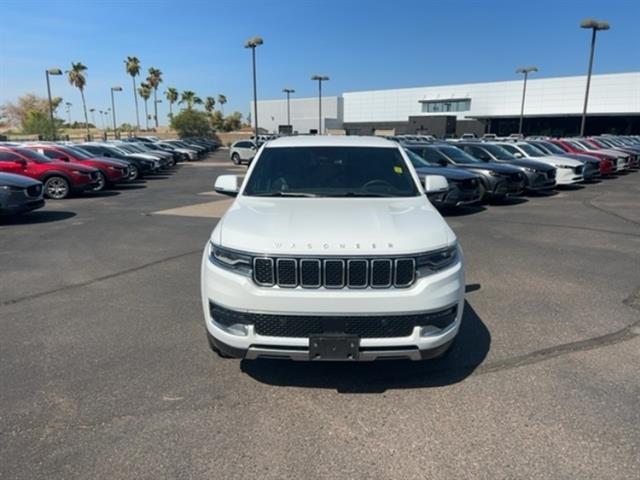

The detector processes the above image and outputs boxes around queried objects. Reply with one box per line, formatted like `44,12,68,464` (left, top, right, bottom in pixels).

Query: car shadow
115,184,147,190
85,190,121,197
441,205,487,217
526,189,558,198
487,196,528,206
240,298,490,393
556,184,585,191
0,210,76,225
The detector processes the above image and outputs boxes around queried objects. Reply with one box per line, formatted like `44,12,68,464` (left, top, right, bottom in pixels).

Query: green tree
165,87,178,119
147,67,162,127
210,110,224,131
223,111,243,132
66,62,90,139
125,56,141,131
204,96,216,114
138,82,152,130
179,90,203,110
2,93,62,130
217,94,227,114
170,109,212,138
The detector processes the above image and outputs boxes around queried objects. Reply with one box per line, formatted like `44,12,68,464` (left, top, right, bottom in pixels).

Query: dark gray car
0,172,45,215
406,143,525,200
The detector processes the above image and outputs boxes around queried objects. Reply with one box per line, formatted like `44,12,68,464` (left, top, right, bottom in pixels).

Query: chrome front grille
253,256,416,289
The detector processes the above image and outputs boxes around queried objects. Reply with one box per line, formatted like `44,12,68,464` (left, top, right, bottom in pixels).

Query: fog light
216,321,249,336
420,325,441,337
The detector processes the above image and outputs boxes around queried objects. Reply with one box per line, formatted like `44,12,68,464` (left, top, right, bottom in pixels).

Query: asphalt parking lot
1,151,639,479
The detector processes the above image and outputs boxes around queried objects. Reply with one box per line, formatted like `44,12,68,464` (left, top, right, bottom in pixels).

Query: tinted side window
500,144,518,154
0,151,21,161
420,148,445,163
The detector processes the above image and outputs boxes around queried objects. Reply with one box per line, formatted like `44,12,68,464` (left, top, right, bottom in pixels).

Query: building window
420,98,471,113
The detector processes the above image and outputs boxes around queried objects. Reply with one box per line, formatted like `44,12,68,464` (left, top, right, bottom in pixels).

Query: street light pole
579,18,610,136
516,66,538,135
282,88,295,128
45,68,62,140
244,36,263,142
111,86,122,138
311,75,329,134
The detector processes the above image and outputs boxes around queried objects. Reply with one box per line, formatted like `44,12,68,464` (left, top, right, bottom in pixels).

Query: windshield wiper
252,192,318,197
327,192,394,197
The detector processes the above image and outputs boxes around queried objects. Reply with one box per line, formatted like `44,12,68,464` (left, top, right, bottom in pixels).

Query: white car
201,136,465,361
494,142,584,185
230,140,257,165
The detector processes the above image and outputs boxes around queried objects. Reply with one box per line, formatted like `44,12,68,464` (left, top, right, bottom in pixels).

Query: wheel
128,164,139,181
91,171,106,192
207,332,234,359
231,153,240,165
44,176,70,199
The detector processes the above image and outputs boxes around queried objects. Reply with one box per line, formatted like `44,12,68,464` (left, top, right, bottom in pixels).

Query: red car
549,139,616,176
585,138,639,169
0,146,99,199
25,144,129,191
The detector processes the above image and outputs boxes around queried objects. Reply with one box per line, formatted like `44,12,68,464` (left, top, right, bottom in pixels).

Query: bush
170,109,212,138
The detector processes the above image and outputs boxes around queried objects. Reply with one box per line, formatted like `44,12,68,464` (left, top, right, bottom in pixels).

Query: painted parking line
152,198,233,218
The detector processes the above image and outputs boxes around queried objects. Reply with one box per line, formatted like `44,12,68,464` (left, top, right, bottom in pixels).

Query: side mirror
59,156,70,162
214,175,240,197
424,175,449,194
437,158,448,167
513,152,523,158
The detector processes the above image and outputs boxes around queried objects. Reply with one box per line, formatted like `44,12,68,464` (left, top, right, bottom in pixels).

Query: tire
128,164,139,181
44,176,70,199
207,332,234,359
477,182,487,201
91,171,106,192
231,153,240,165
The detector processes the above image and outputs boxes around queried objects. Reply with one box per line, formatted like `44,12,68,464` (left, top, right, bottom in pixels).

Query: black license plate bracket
309,335,360,361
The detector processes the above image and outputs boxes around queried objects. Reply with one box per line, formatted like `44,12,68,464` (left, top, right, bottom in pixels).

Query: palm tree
217,94,227,115
138,82,152,130
204,96,216,114
179,90,202,110
147,67,163,127
124,56,141,131
66,62,90,140
165,87,178,119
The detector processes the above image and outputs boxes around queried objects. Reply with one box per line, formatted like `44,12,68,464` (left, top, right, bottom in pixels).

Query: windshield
59,145,92,160
15,147,54,163
478,144,516,160
438,145,483,163
243,146,419,198
403,148,431,168
69,146,96,157
576,140,597,150
116,144,136,153
515,143,545,157
537,141,566,155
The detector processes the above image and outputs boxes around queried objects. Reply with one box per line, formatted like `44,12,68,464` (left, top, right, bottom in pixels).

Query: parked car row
387,135,639,209
0,137,219,215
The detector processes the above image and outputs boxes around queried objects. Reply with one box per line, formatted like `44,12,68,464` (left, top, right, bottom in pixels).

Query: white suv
201,136,465,361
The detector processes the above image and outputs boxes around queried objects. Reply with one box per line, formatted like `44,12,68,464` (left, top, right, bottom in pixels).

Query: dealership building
252,71,640,137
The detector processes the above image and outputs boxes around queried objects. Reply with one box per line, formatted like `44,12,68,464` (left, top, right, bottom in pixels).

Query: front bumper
428,183,482,207
0,198,45,215
201,245,465,361
556,167,583,185
524,171,556,191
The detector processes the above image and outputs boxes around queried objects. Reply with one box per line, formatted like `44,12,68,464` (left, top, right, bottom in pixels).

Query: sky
1,0,638,126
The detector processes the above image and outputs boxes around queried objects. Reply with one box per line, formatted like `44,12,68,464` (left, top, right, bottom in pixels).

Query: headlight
487,170,501,176
209,242,252,276
523,167,536,173
415,244,458,276
0,185,21,192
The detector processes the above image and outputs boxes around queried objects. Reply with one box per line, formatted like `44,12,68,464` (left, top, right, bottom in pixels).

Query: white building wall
251,96,341,134
342,72,640,122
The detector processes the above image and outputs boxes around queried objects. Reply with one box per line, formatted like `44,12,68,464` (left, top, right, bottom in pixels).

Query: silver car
0,172,45,215
229,140,257,165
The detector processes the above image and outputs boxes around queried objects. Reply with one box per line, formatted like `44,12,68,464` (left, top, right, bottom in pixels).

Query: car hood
501,158,555,172
523,155,582,167
584,148,626,158
127,153,159,161
0,172,41,187
561,153,600,164
414,166,478,181
216,196,455,256
454,162,521,174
